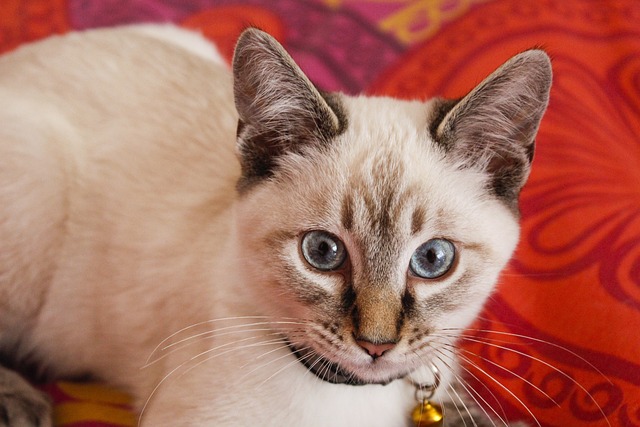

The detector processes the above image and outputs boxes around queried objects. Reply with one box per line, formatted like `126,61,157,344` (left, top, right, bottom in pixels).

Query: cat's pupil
318,241,330,256
426,249,437,264
311,239,337,263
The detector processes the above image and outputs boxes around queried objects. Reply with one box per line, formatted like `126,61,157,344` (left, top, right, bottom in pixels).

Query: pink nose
356,339,396,358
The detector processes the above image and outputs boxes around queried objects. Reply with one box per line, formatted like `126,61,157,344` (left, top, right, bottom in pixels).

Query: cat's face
231,29,551,385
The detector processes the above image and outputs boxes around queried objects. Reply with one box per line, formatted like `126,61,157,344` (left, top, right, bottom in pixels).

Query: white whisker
180,336,286,378
147,318,307,365
432,335,561,409
139,333,285,424
453,350,542,427
410,348,470,427
146,327,277,367
452,332,610,425
433,346,505,427
434,350,482,427
449,328,612,384
146,316,275,363
438,377,462,425
161,320,308,352
241,344,308,382
256,347,315,388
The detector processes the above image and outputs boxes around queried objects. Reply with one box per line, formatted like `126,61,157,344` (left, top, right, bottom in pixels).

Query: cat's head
230,29,551,386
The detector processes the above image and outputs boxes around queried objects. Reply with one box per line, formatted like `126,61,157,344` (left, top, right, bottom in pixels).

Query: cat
0,24,551,426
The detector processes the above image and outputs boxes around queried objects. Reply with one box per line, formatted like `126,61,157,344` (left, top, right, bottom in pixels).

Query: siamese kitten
0,25,551,426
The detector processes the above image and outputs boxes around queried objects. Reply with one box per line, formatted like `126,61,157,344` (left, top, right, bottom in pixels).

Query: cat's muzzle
288,344,397,386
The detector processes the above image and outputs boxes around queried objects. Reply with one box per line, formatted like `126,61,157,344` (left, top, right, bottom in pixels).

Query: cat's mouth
288,344,399,386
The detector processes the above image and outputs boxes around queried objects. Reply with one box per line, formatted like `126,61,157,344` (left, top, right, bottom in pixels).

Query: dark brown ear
433,50,552,207
232,28,346,191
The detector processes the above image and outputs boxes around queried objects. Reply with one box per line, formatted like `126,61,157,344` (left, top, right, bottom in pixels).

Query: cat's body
0,25,551,426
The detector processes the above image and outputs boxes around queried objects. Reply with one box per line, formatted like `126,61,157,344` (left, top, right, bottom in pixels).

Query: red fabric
2,1,638,426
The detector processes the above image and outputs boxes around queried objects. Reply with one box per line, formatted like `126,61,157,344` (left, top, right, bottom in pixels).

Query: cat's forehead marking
338,152,427,290
340,151,408,236
340,192,355,231
334,96,445,239
338,146,430,241
410,206,427,235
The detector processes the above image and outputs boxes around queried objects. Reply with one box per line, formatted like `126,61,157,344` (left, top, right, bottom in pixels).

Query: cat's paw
0,368,52,427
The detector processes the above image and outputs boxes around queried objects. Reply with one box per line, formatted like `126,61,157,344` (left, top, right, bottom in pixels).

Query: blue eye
301,231,347,271
410,239,456,279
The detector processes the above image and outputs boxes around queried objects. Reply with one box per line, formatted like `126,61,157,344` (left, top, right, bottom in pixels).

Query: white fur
0,26,528,426
133,24,227,65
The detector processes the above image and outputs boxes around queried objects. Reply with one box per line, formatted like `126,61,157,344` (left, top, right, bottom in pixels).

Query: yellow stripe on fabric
379,0,490,44
54,402,136,426
57,382,132,406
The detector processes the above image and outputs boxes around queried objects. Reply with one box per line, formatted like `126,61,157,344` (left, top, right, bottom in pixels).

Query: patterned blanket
2,1,638,425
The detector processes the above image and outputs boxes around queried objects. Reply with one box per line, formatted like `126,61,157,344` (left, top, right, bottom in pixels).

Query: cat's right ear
232,28,346,191
432,50,552,208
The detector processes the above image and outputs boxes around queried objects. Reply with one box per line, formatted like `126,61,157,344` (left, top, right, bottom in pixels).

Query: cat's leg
0,117,65,426
0,367,52,427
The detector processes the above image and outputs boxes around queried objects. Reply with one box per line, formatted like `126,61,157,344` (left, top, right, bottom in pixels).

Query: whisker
443,341,561,408
146,327,281,367
161,320,308,352
147,319,308,366
241,344,309,382
432,346,507,427
148,317,305,358
318,357,334,384
437,374,464,426
299,348,328,382
139,333,285,423
182,337,287,378
453,350,542,427
256,347,316,388
410,349,468,427
449,332,611,425
445,370,473,427
430,329,541,426
445,353,509,425
447,328,612,384
146,316,276,363
433,349,492,427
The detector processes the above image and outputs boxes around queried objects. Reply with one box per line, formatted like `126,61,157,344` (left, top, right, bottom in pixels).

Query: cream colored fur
0,25,550,426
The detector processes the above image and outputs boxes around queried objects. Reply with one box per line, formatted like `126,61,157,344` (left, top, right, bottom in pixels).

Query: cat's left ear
232,28,345,191
433,50,552,207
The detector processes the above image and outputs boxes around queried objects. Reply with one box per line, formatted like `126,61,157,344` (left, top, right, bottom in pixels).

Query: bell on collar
410,364,443,426
411,399,444,427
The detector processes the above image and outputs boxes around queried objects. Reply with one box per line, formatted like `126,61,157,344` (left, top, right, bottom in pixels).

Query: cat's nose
355,339,396,358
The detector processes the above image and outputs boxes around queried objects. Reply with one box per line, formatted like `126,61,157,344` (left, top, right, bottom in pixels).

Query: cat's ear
433,50,552,207
232,28,345,190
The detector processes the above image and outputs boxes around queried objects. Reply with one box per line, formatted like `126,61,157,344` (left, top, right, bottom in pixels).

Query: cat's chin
288,344,403,386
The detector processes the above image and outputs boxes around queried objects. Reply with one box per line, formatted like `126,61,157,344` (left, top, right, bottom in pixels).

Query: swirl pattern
374,1,640,423
1,0,639,425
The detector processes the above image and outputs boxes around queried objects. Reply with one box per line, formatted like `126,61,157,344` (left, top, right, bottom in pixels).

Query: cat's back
0,24,230,103
0,26,239,334
0,25,239,215
0,25,237,157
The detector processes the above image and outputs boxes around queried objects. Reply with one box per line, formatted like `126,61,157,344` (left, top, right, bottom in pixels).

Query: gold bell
411,400,444,427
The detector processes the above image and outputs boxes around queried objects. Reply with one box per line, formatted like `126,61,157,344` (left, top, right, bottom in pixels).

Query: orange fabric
2,1,638,426
40,383,134,427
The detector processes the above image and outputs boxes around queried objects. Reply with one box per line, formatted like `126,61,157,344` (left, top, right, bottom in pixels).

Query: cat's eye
301,231,347,271
409,239,456,279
